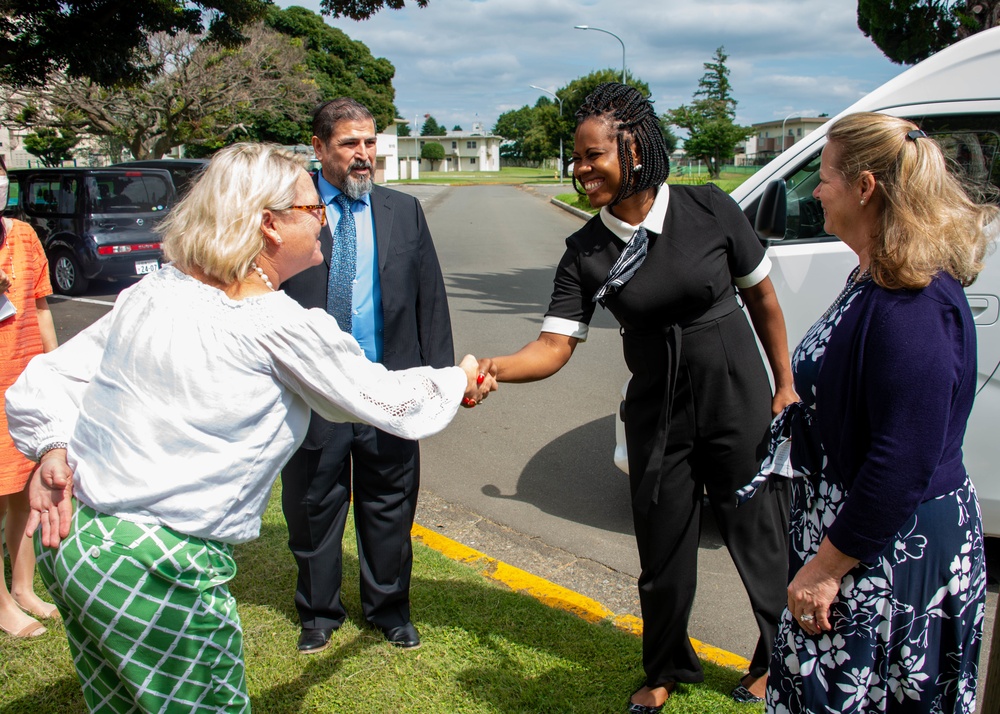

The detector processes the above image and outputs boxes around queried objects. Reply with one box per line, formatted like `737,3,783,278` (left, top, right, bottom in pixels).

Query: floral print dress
766,270,986,714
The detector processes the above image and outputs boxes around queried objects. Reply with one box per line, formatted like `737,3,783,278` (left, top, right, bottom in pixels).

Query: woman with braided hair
478,82,796,711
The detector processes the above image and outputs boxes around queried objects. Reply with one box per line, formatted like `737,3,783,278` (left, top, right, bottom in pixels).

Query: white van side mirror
754,179,787,241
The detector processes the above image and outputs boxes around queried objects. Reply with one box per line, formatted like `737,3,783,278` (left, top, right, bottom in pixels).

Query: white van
616,27,1000,534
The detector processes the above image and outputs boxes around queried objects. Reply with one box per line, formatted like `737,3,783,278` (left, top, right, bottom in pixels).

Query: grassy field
554,171,754,215
393,166,565,185
393,167,754,193
1,485,762,713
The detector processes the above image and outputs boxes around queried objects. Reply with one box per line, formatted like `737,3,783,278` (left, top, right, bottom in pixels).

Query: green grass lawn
393,166,565,185
1,486,761,713
555,171,753,215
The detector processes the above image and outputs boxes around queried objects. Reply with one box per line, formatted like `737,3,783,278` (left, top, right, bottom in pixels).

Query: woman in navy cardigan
766,112,998,713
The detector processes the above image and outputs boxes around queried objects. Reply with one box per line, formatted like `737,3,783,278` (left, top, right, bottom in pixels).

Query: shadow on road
446,266,620,333
447,266,555,317
477,413,732,553
481,415,633,537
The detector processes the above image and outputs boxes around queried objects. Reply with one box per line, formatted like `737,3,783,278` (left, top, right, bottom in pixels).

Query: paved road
46,182,998,697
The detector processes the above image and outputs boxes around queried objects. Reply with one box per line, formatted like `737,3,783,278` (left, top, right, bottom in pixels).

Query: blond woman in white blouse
5,143,494,714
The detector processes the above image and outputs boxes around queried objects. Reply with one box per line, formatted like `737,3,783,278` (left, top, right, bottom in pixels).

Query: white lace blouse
6,266,466,543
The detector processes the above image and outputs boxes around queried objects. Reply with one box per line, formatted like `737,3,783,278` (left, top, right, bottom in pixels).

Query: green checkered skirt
36,503,250,713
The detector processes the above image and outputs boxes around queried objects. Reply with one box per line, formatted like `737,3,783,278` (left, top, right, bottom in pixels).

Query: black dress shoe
380,621,421,649
297,627,335,654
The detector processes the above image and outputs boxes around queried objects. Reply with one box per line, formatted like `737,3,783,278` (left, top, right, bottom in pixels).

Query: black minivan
6,167,175,295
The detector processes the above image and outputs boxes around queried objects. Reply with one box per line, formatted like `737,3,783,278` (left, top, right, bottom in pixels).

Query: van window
913,114,1000,203
86,174,171,213
5,179,19,210
27,178,76,215
778,113,1000,243
781,152,826,242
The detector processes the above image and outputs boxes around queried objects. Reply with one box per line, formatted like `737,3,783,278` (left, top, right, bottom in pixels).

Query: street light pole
779,112,798,155
573,25,626,83
530,84,564,184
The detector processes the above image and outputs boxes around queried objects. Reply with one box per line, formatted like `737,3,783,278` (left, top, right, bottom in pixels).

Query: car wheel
52,250,89,295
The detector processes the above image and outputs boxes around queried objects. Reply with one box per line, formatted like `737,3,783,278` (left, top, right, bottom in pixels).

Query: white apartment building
396,122,502,173
738,116,829,165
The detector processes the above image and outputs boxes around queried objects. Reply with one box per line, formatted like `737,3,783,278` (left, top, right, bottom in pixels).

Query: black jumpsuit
546,183,788,686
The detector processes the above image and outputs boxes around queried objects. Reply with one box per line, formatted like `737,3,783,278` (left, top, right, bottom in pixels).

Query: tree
398,122,412,137
421,141,444,170
319,0,429,21
420,115,446,136
261,6,398,137
0,0,427,88
23,128,79,166
3,24,318,160
494,69,652,171
659,117,679,155
494,106,538,159
666,47,751,179
452,124,463,131
858,0,1000,64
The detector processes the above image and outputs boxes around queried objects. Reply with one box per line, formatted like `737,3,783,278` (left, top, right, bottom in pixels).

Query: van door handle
968,295,999,325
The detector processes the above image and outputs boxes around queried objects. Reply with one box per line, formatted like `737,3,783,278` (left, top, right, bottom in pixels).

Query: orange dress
0,219,53,496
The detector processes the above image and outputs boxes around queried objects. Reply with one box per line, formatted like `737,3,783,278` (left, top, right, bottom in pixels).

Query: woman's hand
25,448,75,548
459,354,498,408
787,537,859,635
772,384,800,417
0,267,10,293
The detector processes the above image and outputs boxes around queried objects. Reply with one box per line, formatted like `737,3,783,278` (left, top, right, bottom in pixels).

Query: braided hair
573,82,669,206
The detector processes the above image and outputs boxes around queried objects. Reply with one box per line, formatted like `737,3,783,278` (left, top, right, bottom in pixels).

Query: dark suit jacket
283,177,455,449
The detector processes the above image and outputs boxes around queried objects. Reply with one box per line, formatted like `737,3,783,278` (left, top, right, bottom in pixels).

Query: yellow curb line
411,523,749,671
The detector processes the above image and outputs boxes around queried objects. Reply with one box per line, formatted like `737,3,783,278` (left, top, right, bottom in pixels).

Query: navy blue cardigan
817,273,977,562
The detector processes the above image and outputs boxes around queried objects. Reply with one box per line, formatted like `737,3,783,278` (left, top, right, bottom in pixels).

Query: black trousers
280,422,420,631
624,312,789,687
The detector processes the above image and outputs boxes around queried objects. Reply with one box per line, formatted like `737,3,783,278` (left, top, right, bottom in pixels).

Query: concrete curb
549,197,594,221
411,522,750,672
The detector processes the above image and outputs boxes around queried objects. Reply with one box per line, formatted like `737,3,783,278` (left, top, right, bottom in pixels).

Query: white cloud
281,0,906,132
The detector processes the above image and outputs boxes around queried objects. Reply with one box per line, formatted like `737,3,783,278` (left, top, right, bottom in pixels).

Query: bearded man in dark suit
280,98,454,654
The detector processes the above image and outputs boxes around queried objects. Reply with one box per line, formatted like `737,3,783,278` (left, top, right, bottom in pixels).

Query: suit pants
624,313,789,687
280,422,420,631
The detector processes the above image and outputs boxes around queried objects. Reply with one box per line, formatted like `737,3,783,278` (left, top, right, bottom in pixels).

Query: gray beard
342,173,373,201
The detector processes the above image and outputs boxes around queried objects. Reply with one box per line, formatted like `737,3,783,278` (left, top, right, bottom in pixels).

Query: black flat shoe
380,621,421,649
628,684,669,713
297,627,335,654
730,684,764,704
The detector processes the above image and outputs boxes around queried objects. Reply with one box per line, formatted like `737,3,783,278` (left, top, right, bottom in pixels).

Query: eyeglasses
288,204,327,226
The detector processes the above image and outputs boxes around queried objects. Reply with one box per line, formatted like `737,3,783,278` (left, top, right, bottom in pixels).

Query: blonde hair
159,143,308,285
826,112,997,289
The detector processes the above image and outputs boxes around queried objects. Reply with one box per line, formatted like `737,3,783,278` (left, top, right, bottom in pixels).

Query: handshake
458,355,498,409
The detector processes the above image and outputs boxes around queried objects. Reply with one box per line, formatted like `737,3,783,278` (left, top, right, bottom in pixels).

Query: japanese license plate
135,260,160,275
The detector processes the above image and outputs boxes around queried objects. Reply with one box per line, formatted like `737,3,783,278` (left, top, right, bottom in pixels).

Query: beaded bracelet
37,442,68,460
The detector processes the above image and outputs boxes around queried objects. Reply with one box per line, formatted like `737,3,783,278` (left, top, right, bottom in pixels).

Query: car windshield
85,174,171,213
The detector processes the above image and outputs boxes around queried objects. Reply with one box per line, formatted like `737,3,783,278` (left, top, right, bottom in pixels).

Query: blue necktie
327,193,357,333
593,227,649,305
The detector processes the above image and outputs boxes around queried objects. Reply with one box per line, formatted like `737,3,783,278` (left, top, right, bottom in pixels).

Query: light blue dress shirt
317,173,384,363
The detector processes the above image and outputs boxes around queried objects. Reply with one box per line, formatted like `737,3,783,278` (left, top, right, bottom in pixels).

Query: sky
280,0,908,135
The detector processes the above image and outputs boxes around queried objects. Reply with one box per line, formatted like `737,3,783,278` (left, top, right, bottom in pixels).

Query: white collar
598,184,670,242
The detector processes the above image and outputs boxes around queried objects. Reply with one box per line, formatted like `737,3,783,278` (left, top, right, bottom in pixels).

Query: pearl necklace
250,262,274,291
822,265,871,320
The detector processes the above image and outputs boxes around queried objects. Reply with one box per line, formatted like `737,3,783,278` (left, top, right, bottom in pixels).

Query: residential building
397,122,503,173
738,116,829,166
